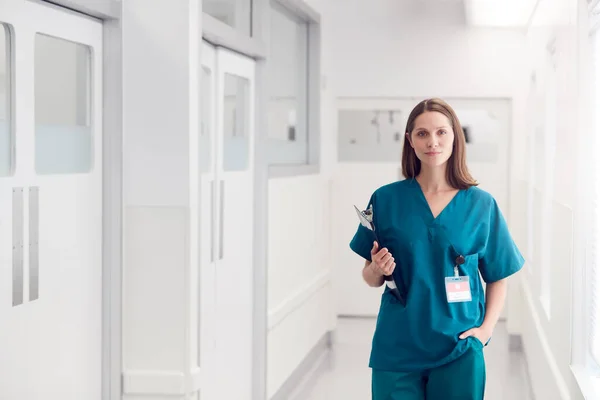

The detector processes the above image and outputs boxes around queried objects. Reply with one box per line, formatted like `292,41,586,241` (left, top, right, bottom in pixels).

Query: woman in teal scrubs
350,98,524,400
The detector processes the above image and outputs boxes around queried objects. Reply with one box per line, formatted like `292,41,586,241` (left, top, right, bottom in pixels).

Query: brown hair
401,98,478,190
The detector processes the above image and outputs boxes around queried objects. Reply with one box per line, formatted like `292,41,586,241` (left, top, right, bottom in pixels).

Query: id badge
445,276,472,303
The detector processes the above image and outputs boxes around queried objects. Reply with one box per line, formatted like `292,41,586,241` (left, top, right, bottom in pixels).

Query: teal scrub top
349,178,524,372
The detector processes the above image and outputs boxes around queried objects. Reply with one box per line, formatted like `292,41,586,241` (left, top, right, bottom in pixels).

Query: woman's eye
439,130,447,135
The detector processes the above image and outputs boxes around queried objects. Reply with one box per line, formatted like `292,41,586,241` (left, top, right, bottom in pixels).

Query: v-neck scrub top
350,179,524,372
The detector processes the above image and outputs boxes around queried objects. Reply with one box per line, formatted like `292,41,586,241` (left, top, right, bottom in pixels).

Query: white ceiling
201,0,573,29
464,0,538,27
463,0,575,28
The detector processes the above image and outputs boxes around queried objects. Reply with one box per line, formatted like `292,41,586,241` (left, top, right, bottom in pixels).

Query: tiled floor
304,318,533,399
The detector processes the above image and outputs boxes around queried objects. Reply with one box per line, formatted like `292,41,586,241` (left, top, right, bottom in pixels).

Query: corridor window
203,0,252,36
0,24,12,176
200,66,213,173
266,0,320,169
223,72,250,171
34,34,92,174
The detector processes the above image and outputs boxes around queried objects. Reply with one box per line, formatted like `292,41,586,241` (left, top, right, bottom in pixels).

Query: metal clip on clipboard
354,205,406,306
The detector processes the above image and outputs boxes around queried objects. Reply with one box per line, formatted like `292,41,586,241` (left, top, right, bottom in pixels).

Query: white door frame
101,16,123,400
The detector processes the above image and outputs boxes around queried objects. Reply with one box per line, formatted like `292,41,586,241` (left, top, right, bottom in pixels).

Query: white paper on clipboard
353,205,374,231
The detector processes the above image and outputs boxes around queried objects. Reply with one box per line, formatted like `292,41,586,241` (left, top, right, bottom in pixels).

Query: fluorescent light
465,0,539,27
530,0,575,27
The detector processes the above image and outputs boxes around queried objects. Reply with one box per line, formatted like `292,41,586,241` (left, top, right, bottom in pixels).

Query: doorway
199,41,256,400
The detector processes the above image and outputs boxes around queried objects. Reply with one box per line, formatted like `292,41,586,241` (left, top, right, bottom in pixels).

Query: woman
349,98,524,400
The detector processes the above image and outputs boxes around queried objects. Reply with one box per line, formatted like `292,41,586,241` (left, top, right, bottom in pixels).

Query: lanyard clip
454,255,465,277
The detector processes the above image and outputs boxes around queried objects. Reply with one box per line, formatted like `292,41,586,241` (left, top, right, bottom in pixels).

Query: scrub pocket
449,254,484,321
459,254,482,294
383,286,405,306
468,335,485,350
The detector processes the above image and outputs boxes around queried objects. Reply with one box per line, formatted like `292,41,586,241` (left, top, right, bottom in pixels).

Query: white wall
266,0,339,396
267,176,335,397
122,1,201,399
514,0,587,399
322,0,528,99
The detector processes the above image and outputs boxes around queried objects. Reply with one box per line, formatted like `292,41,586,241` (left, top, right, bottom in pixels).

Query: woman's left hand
459,325,493,346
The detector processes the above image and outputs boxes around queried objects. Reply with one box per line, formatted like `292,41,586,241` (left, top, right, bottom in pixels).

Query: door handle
219,180,224,260
210,180,215,263
12,187,23,306
29,186,39,301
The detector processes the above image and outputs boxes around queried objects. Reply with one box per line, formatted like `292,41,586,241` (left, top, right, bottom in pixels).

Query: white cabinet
199,41,255,400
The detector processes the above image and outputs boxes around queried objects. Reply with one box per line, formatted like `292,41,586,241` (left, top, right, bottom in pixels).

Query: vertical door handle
29,186,39,302
219,180,224,260
210,180,215,263
12,187,24,306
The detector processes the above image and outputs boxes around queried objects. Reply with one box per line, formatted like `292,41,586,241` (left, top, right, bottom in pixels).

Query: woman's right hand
370,241,396,277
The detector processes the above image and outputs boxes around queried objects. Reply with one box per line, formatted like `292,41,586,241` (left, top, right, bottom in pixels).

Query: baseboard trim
521,276,569,400
270,331,332,400
122,370,185,395
337,314,377,319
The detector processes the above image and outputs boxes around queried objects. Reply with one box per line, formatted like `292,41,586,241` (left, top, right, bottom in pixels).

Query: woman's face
406,111,455,169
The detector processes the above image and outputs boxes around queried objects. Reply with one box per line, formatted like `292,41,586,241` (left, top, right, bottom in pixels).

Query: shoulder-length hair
401,98,478,190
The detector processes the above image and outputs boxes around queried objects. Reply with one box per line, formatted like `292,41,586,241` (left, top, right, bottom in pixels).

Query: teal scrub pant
372,340,486,400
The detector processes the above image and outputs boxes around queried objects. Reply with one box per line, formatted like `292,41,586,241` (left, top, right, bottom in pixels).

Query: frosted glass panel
0,24,12,176
35,34,92,174
0,122,10,176
455,108,500,164
223,73,249,171
35,125,92,174
338,109,405,162
200,66,212,173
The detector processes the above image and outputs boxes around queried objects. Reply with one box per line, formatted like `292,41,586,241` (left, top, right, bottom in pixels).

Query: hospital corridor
0,0,599,399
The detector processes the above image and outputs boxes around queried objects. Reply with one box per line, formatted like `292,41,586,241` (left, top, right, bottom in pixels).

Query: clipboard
354,205,406,306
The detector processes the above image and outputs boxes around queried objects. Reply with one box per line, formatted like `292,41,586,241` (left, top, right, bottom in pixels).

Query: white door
200,41,255,400
0,2,103,399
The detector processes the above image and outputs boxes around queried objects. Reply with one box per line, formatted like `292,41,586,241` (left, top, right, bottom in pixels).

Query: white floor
303,318,533,400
